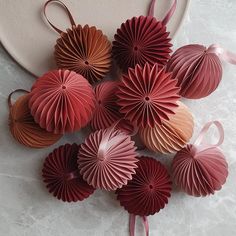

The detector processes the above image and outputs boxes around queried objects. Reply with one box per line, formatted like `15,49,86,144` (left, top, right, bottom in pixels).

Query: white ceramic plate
0,0,190,77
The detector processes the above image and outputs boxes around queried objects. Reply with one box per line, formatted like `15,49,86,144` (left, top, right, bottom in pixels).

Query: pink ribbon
130,214,149,236
194,121,224,147
148,0,177,25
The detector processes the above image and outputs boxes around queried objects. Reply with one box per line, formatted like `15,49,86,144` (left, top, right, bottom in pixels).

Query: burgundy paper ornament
42,143,95,202
117,63,180,128
116,156,172,216
8,90,62,148
78,127,138,191
112,0,176,72
139,102,194,154
172,121,228,197
44,0,112,84
90,81,122,130
29,69,95,134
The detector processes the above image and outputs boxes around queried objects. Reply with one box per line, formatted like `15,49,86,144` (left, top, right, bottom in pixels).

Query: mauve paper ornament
78,126,138,191
91,81,122,130
113,0,176,72
44,0,112,84
29,69,95,134
116,156,172,216
42,143,95,202
172,121,228,197
139,102,194,154
8,90,62,148
117,63,180,128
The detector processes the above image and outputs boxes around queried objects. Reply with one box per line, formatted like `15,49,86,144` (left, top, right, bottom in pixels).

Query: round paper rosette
167,44,223,99
55,25,112,84
139,102,194,154
117,63,180,128
42,143,95,202
29,69,95,134
113,15,172,72
8,92,61,148
116,156,172,216
90,81,122,130
78,127,138,191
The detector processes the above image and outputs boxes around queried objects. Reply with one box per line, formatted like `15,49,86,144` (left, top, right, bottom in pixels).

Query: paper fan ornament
78,127,138,191
8,90,62,148
42,143,95,202
139,102,194,154
117,63,180,128
29,69,95,134
90,81,122,130
116,156,172,216
172,121,228,197
112,0,176,72
44,0,112,84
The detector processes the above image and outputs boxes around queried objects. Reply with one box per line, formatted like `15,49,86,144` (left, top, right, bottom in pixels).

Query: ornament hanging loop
194,121,224,147
43,0,76,34
8,89,29,109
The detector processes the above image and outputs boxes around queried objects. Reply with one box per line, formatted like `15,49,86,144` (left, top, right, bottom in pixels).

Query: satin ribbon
148,0,177,25
130,214,149,236
43,0,76,34
194,121,224,147
8,89,29,108
207,44,236,65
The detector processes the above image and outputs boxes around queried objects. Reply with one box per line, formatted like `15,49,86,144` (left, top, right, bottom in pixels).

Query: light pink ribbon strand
129,214,149,236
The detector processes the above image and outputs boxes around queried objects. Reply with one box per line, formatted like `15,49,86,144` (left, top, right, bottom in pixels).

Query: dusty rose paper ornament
117,63,180,128
78,125,138,191
90,81,122,130
116,156,172,216
44,0,112,84
29,69,95,134
8,90,62,148
172,121,228,197
139,102,194,154
42,143,95,202
113,0,176,72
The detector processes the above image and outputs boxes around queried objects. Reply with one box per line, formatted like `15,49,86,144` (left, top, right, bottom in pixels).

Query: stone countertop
0,0,236,235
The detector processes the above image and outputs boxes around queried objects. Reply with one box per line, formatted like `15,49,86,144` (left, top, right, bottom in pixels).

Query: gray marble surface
0,0,236,235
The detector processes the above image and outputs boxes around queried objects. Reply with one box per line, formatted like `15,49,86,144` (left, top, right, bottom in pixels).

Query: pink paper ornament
29,69,95,134
78,126,138,191
172,121,228,197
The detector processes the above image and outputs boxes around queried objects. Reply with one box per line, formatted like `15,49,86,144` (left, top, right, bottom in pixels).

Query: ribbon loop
8,89,29,109
43,0,76,34
194,121,224,147
129,214,149,236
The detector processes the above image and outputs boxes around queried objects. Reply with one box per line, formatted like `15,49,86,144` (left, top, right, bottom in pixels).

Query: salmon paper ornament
29,69,95,134
8,90,62,148
113,0,176,72
172,121,228,197
42,143,95,202
43,0,112,84
167,44,236,99
139,102,194,154
78,124,138,191
90,81,122,130
117,63,180,128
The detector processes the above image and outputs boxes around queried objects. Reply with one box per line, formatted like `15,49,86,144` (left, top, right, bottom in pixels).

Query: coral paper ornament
117,63,180,128
42,143,95,202
139,102,194,154
91,81,122,130
44,0,112,84
29,69,95,134
8,90,61,148
116,156,172,216
78,126,138,191
172,121,228,197
113,0,176,72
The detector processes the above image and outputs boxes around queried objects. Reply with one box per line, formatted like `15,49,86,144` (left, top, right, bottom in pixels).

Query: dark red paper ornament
42,143,95,202
29,69,95,134
112,0,176,72
117,63,180,128
116,156,172,216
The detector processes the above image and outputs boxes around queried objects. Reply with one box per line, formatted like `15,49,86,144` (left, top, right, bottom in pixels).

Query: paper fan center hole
98,100,102,105
85,61,89,65
134,46,138,51
149,184,153,189
62,85,66,90
145,96,150,101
